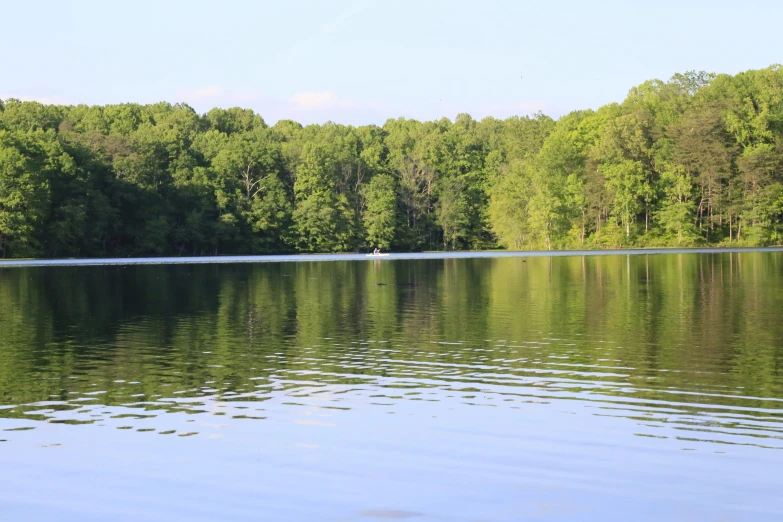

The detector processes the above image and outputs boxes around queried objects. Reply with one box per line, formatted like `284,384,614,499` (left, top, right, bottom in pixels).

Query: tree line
1,65,782,258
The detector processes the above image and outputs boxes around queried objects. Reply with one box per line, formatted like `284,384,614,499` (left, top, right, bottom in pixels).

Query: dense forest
1,65,782,258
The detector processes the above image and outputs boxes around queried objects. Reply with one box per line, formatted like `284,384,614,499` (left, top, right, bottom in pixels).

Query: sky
1,0,782,126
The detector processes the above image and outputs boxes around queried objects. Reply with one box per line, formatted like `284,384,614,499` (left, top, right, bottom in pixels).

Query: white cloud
171,88,395,125
286,91,394,118
191,86,222,98
288,91,345,111
175,86,259,106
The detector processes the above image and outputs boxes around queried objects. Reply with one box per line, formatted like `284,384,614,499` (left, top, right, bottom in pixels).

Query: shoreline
2,246,783,268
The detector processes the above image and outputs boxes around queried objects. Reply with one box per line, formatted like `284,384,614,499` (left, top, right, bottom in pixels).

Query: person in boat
373,247,381,255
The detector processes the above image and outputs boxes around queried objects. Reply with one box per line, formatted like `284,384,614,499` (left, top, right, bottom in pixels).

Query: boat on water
366,253,390,257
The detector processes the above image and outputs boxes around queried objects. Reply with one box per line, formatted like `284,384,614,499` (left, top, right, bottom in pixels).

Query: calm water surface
1,252,782,521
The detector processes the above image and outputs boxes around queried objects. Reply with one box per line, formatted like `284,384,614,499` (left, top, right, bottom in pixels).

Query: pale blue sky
2,0,781,125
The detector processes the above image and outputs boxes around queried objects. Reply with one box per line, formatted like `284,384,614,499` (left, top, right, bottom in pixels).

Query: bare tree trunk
729,214,733,242
243,161,266,201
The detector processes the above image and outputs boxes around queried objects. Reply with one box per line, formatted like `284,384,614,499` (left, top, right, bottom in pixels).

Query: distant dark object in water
375,282,422,287
375,283,388,286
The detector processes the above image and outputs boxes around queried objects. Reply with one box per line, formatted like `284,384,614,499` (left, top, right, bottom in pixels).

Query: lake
1,250,782,521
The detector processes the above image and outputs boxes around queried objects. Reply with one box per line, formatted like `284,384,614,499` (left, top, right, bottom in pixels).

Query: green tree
488,160,532,250
436,176,470,249
656,162,699,244
2,64,783,258
362,173,397,249
0,131,51,257
292,143,353,252
601,160,647,239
